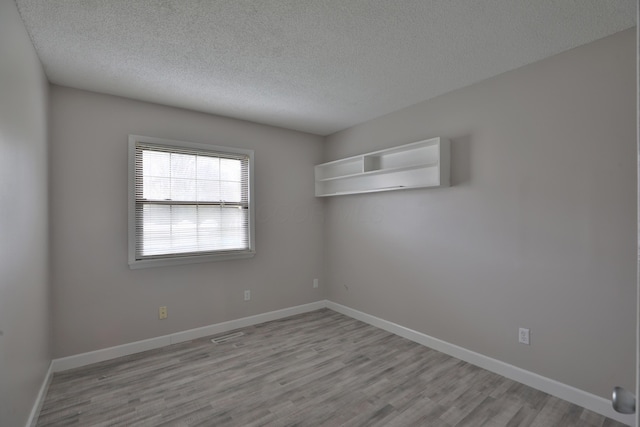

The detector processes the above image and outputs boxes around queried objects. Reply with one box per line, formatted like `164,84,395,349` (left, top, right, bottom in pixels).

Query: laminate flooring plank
504,403,540,427
35,309,629,427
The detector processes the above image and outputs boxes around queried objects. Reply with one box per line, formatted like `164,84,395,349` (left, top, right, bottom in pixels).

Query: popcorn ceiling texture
15,0,636,135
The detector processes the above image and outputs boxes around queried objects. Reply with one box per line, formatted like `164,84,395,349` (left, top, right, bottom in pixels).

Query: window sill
128,251,255,269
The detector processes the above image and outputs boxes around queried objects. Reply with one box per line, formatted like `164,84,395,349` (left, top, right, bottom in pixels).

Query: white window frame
128,135,255,269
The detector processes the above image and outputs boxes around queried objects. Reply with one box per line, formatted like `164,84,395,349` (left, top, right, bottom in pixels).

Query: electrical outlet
519,328,530,345
313,278,319,288
244,290,251,301
159,306,168,320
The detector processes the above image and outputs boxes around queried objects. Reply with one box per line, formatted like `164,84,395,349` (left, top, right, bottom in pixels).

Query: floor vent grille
211,331,244,344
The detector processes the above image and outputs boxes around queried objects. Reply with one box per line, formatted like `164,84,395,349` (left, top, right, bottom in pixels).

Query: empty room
1,0,638,426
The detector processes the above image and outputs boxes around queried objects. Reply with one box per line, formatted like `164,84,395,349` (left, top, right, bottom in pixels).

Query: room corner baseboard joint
38,299,633,427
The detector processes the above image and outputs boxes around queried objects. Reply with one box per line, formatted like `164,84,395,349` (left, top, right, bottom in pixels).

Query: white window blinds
129,136,254,267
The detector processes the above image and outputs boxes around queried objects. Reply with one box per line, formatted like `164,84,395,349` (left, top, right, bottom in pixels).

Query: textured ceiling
15,0,637,135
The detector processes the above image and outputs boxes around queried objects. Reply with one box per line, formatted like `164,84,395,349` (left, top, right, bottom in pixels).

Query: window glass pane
171,205,197,253
141,205,248,255
171,153,196,179
197,156,220,181
171,177,197,201
143,176,170,200
141,204,171,256
142,151,171,200
198,206,221,251
220,181,242,202
220,207,247,250
220,158,241,182
196,179,220,202
143,150,170,178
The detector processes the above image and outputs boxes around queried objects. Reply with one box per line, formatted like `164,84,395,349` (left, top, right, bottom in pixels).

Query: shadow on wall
450,135,471,187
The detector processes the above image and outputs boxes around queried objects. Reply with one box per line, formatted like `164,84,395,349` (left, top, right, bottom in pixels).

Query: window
128,135,255,268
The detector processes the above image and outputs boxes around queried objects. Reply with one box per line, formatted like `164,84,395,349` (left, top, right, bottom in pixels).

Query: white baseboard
42,299,633,426
51,300,326,372
26,361,53,427
326,301,635,427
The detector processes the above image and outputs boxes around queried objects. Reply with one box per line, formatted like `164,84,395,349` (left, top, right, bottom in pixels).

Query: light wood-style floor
36,309,627,426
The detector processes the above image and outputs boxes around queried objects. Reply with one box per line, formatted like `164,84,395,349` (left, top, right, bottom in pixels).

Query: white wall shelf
315,137,450,197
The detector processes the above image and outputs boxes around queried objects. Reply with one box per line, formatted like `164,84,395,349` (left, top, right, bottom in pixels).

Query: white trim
127,134,256,269
52,334,172,372
51,301,326,372
43,299,633,425
128,251,256,270
26,361,53,427
167,301,326,345
326,301,635,426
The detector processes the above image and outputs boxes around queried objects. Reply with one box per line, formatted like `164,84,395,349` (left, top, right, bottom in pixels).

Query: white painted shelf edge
317,185,409,197
314,137,450,197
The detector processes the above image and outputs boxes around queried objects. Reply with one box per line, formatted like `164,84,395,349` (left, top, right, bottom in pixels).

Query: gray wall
324,28,636,399
50,86,326,357
14,12,636,419
0,0,51,425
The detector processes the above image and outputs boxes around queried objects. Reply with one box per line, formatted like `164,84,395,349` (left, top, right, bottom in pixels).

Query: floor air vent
211,331,244,344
